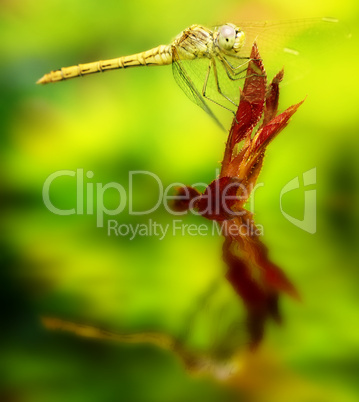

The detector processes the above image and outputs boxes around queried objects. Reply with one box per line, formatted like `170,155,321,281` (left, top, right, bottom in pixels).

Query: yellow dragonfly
37,18,342,127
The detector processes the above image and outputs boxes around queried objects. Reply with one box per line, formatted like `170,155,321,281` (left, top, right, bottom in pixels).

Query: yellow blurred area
1,0,359,401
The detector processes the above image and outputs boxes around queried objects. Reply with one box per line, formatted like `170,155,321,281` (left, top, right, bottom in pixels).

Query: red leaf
195,177,245,221
252,99,305,155
262,69,284,127
231,43,267,146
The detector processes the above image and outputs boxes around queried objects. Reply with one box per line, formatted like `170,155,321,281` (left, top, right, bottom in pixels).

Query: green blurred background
1,0,359,401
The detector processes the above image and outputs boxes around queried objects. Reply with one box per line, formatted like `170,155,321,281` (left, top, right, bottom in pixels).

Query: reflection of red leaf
243,233,300,300
224,245,268,347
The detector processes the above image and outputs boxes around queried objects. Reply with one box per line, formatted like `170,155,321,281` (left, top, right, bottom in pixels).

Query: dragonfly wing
236,18,345,55
172,46,225,130
230,18,349,81
174,46,248,119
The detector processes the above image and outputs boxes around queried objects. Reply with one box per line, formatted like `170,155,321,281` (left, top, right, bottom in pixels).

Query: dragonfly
37,18,342,127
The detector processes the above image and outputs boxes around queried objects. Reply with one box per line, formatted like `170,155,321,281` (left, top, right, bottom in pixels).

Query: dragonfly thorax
215,23,245,55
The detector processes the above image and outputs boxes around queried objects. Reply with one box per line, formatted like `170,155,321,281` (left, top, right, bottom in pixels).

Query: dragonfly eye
218,25,236,50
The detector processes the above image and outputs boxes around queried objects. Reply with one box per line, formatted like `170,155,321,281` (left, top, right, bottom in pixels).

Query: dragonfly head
216,23,245,54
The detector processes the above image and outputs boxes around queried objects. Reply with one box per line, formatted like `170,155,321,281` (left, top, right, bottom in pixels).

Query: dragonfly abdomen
37,45,172,84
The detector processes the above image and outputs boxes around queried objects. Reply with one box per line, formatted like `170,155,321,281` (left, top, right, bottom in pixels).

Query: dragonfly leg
222,53,261,65
180,278,222,343
220,56,250,81
210,59,237,106
223,64,248,82
223,56,251,73
220,56,265,82
202,60,212,98
201,60,237,113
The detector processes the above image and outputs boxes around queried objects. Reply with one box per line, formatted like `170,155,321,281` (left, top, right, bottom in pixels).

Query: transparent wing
230,17,350,80
172,46,225,129
172,48,248,117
